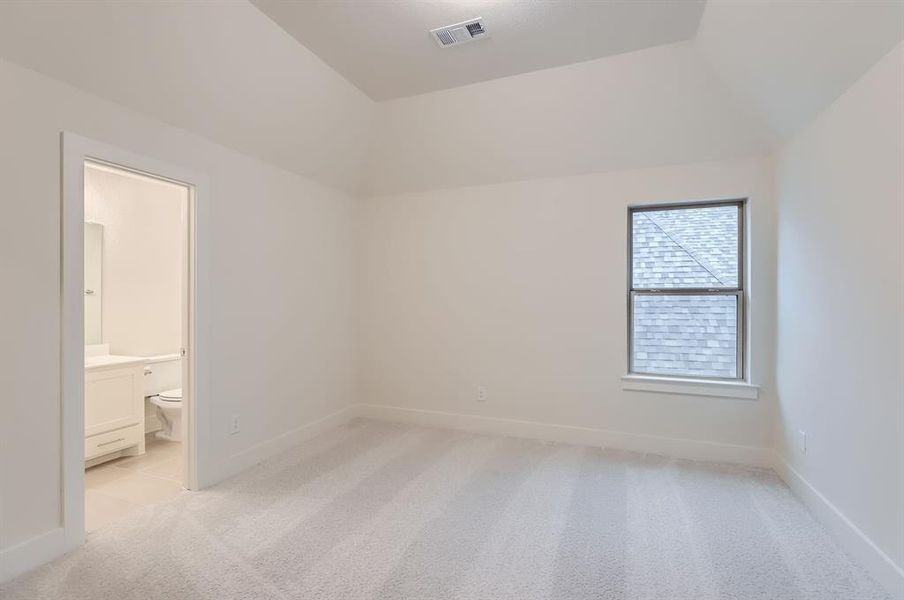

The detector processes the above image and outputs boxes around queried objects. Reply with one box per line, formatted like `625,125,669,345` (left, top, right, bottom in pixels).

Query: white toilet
150,388,183,441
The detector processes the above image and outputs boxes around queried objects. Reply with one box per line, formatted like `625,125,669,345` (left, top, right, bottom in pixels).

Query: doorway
82,161,189,531
61,133,208,549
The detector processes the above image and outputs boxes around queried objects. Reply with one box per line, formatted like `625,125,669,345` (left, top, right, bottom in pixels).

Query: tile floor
84,434,184,532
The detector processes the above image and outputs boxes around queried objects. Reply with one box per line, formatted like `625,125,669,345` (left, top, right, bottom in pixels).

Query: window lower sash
628,289,744,381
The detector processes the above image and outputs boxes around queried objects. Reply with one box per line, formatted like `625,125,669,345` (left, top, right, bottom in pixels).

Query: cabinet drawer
85,425,141,460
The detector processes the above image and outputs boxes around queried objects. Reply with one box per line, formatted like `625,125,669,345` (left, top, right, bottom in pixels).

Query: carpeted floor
1,419,891,599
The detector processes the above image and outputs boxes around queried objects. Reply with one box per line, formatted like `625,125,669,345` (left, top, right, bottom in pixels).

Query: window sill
621,374,759,400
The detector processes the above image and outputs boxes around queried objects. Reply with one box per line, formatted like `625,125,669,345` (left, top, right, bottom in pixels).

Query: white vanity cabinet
85,357,146,464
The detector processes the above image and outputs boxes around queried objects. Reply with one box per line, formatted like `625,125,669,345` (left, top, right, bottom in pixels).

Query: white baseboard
773,453,904,599
205,404,361,486
358,403,773,467
0,527,67,584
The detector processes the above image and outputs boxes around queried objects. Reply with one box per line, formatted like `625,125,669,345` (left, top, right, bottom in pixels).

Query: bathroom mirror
84,222,103,344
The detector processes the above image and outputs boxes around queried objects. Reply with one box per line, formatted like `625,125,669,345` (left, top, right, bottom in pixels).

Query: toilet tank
143,354,182,397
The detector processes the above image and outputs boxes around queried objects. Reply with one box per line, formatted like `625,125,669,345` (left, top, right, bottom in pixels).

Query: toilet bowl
150,388,182,442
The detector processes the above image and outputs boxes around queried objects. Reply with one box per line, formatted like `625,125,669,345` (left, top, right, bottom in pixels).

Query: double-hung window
628,200,745,380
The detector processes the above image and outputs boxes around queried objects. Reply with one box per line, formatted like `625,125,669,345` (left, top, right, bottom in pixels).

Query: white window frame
627,199,746,382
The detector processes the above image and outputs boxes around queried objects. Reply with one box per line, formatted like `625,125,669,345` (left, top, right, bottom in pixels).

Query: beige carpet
1,420,891,599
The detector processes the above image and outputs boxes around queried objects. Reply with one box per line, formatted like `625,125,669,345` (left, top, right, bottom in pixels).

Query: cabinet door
85,365,144,437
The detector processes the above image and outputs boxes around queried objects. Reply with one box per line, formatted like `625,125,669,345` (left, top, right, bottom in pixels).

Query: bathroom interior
83,161,189,532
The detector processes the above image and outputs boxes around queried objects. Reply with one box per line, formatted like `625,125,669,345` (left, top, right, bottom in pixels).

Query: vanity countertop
85,354,146,371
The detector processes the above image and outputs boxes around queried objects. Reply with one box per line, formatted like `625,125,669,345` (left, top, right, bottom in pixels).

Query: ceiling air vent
430,18,488,48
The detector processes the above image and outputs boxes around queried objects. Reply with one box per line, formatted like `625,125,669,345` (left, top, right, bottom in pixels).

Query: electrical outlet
231,414,241,435
477,385,487,402
798,430,807,454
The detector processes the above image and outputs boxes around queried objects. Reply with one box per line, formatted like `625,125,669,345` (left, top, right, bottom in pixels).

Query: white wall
84,165,185,357
365,41,772,196
360,157,776,457
775,42,904,588
0,57,357,563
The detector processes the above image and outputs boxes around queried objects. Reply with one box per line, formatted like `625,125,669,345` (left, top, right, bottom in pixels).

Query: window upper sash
628,200,744,292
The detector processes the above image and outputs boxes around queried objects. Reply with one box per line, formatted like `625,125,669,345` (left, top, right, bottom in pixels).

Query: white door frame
60,132,210,550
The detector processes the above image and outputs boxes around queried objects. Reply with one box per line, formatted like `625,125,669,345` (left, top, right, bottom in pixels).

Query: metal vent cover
430,18,488,48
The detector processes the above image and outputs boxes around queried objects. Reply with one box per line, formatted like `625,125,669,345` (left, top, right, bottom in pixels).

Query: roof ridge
643,212,726,286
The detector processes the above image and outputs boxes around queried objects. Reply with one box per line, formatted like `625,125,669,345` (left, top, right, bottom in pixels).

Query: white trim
206,405,361,486
359,403,772,467
60,133,86,554
85,160,188,191
59,132,211,568
621,374,759,400
773,453,904,599
0,528,66,583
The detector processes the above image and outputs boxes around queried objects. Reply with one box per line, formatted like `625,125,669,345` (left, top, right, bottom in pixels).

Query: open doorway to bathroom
80,159,192,532
61,133,206,551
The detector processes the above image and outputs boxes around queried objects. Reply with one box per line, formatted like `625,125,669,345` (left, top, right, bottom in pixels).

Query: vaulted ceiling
0,1,900,195
251,0,707,101
364,40,775,195
253,0,902,142
0,0,373,194
696,0,904,139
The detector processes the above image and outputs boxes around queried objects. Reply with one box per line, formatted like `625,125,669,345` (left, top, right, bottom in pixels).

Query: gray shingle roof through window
631,205,740,378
